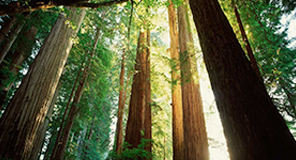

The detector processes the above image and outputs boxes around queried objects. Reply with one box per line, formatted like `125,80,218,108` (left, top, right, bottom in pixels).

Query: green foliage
107,139,153,160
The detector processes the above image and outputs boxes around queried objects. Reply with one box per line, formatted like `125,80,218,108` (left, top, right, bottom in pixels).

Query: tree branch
0,0,128,16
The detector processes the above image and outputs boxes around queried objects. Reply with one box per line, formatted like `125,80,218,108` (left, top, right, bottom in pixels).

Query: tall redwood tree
0,7,85,160
189,0,296,159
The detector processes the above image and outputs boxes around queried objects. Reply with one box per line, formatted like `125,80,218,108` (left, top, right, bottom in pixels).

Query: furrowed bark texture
0,7,85,160
125,31,147,149
177,3,209,160
144,29,152,154
52,20,99,160
115,50,126,154
29,80,62,160
0,25,38,109
189,0,296,159
168,1,184,159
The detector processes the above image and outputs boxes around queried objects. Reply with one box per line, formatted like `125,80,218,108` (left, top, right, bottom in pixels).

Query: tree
167,0,184,159
0,7,85,159
0,25,38,109
189,0,296,159
51,19,100,160
0,15,27,65
115,49,126,154
125,31,149,150
177,2,209,160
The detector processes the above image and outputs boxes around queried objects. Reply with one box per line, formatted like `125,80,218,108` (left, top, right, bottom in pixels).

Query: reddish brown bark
177,3,209,160
51,24,100,160
125,31,147,149
189,0,296,159
168,0,184,159
115,50,126,154
0,7,85,160
144,29,152,153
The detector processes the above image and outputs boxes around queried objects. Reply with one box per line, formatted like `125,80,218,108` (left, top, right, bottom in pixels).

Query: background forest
0,0,295,160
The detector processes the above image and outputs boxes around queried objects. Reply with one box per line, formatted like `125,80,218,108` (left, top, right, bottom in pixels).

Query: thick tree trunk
0,16,17,44
168,1,184,159
232,3,261,79
51,25,99,160
115,50,126,154
144,29,152,153
0,16,27,65
29,80,63,160
0,7,85,160
125,31,147,149
0,25,38,109
189,0,296,159
177,3,209,160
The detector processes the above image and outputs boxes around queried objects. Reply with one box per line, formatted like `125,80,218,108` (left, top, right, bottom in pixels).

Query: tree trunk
115,49,126,154
125,31,147,149
29,80,63,160
0,25,38,110
177,3,209,160
168,1,184,159
0,7,85,160
0,16,17,44
0,16,27,65
144,29,152,154
189,0,296,159
232,2,261,79
51,25,100,160
50,65,83,158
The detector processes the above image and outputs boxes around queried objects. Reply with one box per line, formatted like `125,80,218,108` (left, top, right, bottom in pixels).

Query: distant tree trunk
144,29,152,153
50,66,83,158
51,25,100,160
0,25,38,109
115,49,126,154
0,16,17,44
125,31,147,149
189,0,296,159
168,0,184,159
0,16,27,65
232,2,261,79
177,3,209,160
0,7,85,160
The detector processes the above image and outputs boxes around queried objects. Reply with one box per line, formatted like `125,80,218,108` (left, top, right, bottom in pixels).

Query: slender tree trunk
125,31,147,149
0,7,85,160
50,65,83,158
0,16,17,44
144,29,152,154
51,25,100,160
0,16,27,65
189,0,296,159
168,1,184,159
177,2,209,160
232,2,261,79
115,50,126,154
0,25,38,109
